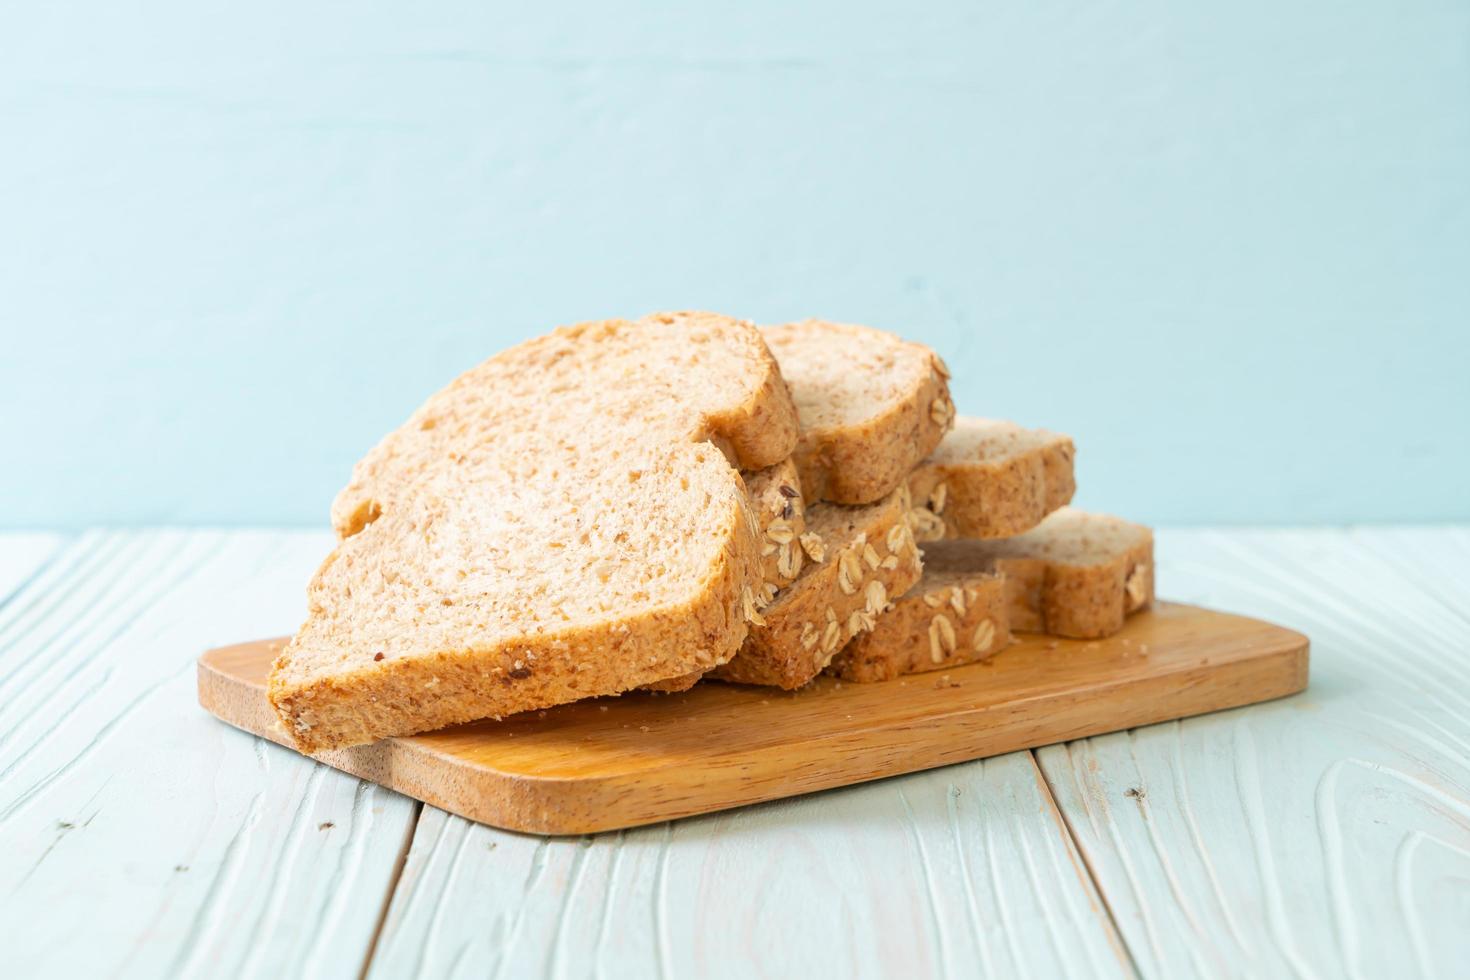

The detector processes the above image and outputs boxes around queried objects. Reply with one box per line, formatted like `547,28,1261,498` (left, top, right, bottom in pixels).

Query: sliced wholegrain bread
639,458,807,695
921,508,1153,639
711,486,924,689
907,417,1076,542
827,570,1011,682
746,458,808,589
271,312,800,751
764,320,953,505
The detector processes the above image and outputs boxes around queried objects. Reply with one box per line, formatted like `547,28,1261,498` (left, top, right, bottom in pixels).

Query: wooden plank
199,602,1307,834
369,752,1131,979
1037,528,1470,979
0,530,419,978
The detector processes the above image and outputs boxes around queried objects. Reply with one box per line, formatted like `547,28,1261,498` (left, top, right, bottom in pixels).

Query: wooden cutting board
198,601,1307,835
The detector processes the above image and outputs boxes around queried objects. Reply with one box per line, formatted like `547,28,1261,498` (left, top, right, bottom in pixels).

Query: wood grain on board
198,601,1308,835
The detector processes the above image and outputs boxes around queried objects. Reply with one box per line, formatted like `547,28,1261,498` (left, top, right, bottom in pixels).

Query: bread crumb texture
270,312,800,750
764,320,953,505
907,417,1076,542
711,484,924,689
829,568,1012,682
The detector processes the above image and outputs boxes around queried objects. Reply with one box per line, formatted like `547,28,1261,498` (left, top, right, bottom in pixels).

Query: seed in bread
270,312,800,751
638,461,806,695
764,320,953,506
711,485,923,689
907,417,1076,542
921,508,1153,639
745,458,809,590
827,571,1011,682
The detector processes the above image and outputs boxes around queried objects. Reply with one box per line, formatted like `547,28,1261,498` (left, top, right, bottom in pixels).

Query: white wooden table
1,527,1466,978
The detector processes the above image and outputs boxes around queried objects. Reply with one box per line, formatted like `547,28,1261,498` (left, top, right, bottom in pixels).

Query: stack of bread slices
269,313,1154,752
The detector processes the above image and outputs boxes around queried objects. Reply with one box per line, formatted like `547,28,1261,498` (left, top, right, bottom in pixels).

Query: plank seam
358,799,424,980
414,815,475,976
1027,748,1143,979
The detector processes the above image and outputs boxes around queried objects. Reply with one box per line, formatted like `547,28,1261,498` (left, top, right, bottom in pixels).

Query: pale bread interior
274,313,794,732
763,320,939,437
927,417,1070,467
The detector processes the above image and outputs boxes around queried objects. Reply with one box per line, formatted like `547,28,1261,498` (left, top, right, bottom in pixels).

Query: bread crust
907,418,1076,543
331,313,799,540
272,312,801,751
745,458,809,590
922,509,1154,640
766,320,954,506
711,486,924,689
272,510,753,750
829,571,1011,682
636,458,808,694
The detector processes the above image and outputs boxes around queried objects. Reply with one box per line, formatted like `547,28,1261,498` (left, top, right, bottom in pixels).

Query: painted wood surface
2,528,1467,977
199,602,1305,834
368,752,1129,980
0,531,419,979
1037,527,1470,979
0,531,66,600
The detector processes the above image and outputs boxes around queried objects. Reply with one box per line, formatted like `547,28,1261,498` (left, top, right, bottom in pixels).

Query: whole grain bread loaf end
271,312,800,750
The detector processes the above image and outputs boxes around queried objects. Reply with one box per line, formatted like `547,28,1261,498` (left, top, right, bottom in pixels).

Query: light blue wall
3,1,1467,528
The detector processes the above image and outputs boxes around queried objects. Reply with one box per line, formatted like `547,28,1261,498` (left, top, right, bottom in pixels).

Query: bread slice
746,458,808,590
764,320,953,505
907,418,1076,542
271,312,800,751
711,486,924,689
921,508,1153,639
828,570,1011,682
639,458,808,695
